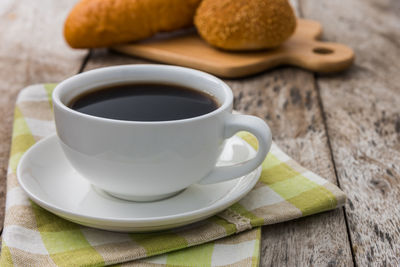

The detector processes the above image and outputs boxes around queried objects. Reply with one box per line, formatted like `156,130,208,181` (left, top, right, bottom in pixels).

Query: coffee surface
69,83,219,121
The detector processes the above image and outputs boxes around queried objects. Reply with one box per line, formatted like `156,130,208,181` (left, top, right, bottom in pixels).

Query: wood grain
84,50,353,266
0,0,87,229
226,69,353,267
301,0,400,265
113,19,354,78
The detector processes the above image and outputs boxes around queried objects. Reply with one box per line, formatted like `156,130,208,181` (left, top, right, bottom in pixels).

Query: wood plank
227,69,353,267
84,49,353,266
0,0,87,229
301,0,400,265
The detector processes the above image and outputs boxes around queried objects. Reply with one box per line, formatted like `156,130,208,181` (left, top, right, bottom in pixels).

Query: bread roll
194,0,296,51
64,0,202,48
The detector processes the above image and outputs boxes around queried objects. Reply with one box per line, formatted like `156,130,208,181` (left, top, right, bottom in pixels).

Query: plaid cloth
0,84,346,266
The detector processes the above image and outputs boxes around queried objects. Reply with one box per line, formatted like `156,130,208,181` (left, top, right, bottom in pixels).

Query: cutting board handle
286,40,354,73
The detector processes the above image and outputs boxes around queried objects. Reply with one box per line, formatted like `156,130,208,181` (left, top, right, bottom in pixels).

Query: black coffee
69,83,219,121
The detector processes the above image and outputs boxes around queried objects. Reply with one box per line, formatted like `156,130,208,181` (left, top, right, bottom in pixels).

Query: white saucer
17,135,261,232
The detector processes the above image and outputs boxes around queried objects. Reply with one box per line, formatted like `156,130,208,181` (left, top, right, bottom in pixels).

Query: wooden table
0,0,399,265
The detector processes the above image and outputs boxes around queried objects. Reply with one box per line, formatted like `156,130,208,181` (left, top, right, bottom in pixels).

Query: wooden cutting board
113,19,354,78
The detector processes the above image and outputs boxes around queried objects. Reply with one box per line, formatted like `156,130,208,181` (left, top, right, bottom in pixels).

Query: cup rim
52,64,233,125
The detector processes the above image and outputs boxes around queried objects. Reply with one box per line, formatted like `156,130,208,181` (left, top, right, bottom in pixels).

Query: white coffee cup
53,65,272,201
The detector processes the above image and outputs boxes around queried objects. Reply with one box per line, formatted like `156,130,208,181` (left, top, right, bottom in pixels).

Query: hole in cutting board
313,47,334,54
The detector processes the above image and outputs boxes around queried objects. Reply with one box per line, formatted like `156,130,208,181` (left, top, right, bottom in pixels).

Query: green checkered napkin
0,84,346,266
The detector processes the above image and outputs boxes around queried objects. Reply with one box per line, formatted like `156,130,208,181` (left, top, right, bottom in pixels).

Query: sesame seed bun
194,0,297,51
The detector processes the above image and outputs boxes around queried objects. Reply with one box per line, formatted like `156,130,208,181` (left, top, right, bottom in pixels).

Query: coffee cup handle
199,114,272,184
